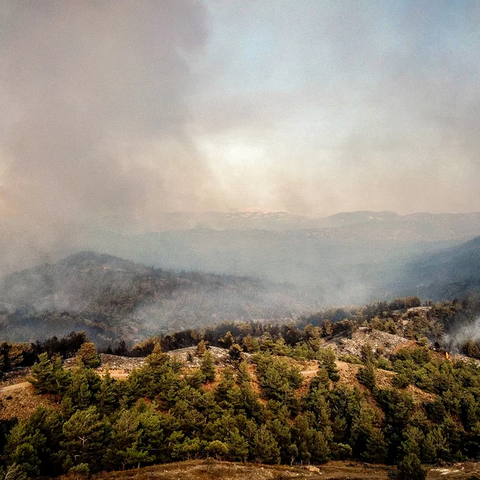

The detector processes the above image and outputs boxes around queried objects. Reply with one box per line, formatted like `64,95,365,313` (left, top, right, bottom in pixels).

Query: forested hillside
82,212,480,305
2,294,480,479
395,236,480,300
4,235,480,349
0,252,308,346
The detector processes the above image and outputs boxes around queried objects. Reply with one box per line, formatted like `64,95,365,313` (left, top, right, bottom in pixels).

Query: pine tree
29,353,53,394
243,334,260,353
311,430,330,464
136,403,164,463
62,407,105,470
400,426,424,459
96,370,118,414
225,429,249,462
6,408,63,477
8,444,40,478
104,409,147,470
185,369,206,389
229,343,243,362
397,453,427,480
216,367,235,404
252,425,281,464
146,344,168,369
68,368,94,411
309,367,330,391
422,431,437,464
318,348,340,382
357,361,376,390
76,342,101,369
30,353,70,394
206,440,229,460
200,351,216,382
221,332,234,349
1,463,28,480
196,340,207,356
236,361,252,386
266,417,294,464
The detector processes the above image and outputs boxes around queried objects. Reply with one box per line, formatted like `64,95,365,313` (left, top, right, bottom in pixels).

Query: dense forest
2,296,480,478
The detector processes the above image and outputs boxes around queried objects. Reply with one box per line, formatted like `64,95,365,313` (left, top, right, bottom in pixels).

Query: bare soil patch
73,459,480,480
0,383,58,420
80,459,393,480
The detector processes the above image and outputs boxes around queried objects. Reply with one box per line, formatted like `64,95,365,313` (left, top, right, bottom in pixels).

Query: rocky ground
168,346,233,368
323,326,410,358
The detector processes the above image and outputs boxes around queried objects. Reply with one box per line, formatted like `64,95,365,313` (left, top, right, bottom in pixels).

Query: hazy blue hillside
394,236,480,300
137,210,480,235
84,211,480,304
0,252,311,345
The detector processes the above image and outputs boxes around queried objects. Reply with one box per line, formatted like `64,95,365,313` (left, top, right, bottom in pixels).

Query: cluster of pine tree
4,336,480,479
103,296,480,361
2,296,480,379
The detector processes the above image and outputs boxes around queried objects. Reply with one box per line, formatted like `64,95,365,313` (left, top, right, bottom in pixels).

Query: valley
3,1,480,477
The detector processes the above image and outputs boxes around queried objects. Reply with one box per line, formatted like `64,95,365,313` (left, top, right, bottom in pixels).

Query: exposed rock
323,327,410,358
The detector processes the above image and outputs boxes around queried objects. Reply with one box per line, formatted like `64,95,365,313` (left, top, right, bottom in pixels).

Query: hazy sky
1,0,480,243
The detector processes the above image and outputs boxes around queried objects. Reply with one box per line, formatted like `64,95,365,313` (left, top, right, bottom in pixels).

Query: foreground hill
0,252,307,345
3,307,480,479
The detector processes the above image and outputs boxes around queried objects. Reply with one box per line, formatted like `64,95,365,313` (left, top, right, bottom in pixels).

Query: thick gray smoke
1,1,480,275
445,317,480,351
0,1,222,273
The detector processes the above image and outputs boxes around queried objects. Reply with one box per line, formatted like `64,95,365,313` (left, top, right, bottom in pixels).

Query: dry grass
336,361,361,388
68,459,480,480
0,383,59,420
75,459,393,480
297,361,319,396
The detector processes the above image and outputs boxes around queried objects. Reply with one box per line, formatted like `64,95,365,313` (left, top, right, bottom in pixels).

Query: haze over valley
3,2,480,479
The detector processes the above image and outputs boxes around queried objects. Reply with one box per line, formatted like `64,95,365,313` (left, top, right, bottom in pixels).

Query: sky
1,0,480,268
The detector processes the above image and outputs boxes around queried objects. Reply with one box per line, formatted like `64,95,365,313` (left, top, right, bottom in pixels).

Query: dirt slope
83,459,391,480
0,383,59,420
70,459,480,480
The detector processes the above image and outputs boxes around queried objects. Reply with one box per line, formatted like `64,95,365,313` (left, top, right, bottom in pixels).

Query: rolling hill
84,211,480,304
394,235,480,300
0,252,309,346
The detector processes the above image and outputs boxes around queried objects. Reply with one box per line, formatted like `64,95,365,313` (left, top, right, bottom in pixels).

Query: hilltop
3,309,480,479
1,292,480,478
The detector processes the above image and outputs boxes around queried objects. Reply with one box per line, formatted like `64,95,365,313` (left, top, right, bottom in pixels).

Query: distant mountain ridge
4,211,480,345
148,210,480,236
82,211,480,303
